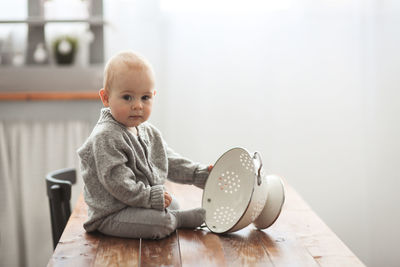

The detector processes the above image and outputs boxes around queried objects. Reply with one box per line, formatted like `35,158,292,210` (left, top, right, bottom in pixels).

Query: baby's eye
122,95,132,101
142,95,151,101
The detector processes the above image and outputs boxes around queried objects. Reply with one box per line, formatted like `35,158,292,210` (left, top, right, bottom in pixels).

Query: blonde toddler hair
103,51,155,92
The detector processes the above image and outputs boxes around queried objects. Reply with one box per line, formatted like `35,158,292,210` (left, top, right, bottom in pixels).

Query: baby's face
103,67,155,128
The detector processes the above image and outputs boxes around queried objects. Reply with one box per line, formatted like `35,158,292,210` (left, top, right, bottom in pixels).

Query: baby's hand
208,165,213,172
164,191,172,208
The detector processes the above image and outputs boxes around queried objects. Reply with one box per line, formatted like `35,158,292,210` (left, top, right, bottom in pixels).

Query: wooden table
48,176,365,266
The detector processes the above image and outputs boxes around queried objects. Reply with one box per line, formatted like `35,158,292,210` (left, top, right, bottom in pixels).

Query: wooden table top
48,176,365,266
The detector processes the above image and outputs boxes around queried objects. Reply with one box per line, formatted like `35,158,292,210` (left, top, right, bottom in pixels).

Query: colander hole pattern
212,206,238,225
218,171,241,194
240,153,254,170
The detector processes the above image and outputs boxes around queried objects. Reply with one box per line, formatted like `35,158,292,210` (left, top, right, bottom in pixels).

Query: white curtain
0,120,91,267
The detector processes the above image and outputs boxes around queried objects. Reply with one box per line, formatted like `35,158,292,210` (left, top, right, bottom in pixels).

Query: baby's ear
99,88,109,107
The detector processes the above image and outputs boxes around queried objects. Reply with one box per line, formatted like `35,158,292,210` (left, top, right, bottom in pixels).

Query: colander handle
253,152,263,185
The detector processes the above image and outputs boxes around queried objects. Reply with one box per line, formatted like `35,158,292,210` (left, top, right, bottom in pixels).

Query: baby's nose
132,100,142,109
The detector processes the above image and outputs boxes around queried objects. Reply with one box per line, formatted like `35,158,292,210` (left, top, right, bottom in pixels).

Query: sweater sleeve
92,131,165,210
165,143,210,189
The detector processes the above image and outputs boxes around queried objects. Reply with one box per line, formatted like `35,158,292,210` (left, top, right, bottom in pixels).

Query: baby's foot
171,208,206,229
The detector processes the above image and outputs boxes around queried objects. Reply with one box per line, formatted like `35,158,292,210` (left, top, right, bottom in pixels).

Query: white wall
367,2,400,265
106,1,400,266
104,0,167,129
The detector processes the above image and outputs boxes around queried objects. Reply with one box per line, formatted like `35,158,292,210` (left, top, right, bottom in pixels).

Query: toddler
77,51,211,239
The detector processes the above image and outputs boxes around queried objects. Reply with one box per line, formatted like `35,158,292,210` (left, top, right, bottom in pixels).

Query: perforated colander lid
202,147,257,233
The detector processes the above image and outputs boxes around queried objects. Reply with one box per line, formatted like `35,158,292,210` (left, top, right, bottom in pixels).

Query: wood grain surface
94,236,140,266
0,91,99,101
48,179,365,266
141,232,181,267
178,229,227,267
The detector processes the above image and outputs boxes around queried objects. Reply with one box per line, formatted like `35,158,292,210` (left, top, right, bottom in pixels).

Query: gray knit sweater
77,108,210,232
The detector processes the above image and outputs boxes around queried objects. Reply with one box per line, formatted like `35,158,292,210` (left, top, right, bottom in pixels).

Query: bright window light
160,0,293,15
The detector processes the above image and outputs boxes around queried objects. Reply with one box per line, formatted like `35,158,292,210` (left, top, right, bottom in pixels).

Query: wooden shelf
0,91,99,101
0,17,106,25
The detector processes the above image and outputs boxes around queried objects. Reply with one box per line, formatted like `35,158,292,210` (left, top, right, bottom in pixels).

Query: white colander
202,147,285,234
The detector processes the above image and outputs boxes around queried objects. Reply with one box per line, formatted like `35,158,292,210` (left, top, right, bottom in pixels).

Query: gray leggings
98,198,180,240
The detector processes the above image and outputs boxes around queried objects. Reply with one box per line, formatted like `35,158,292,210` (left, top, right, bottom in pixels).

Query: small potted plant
53,35,78,65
